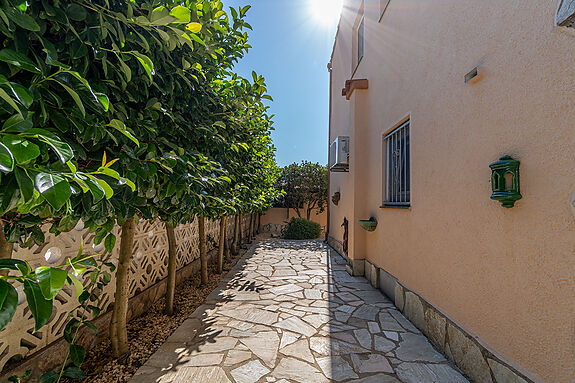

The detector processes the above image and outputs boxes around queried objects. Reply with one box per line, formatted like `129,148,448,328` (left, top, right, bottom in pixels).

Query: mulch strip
71,244,251,383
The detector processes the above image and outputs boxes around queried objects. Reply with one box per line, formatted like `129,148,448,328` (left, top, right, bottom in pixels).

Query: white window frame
383,120,411,207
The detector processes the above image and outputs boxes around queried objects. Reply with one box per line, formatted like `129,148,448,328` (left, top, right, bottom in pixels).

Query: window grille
357,18,364,66
384,121,410,206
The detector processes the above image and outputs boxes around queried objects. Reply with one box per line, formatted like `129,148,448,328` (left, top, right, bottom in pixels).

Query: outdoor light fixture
490,155,522,208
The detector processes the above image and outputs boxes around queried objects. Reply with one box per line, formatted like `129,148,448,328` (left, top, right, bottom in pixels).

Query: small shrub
283,218,322,240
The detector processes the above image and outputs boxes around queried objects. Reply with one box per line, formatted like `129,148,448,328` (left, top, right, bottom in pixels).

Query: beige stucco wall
329,1,575,382
261,207,327,231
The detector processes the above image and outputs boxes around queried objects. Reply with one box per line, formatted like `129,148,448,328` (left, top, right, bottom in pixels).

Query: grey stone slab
352,305,379,321
396,363,469,383
279,339,314,363
374,334,397,353
351,353,394,374
240,331,280,367
395,333,446,363
272,357,329,383
316,356,358,381
231,360,270,383
274,316,317,337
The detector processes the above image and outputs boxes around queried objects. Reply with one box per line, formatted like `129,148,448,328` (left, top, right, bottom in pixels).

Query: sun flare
310,0,343,26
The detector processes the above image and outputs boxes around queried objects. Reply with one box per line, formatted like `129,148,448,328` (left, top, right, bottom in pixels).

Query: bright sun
310,0,343,26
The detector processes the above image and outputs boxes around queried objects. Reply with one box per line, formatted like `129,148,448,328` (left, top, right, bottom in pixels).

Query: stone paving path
131,241,470,383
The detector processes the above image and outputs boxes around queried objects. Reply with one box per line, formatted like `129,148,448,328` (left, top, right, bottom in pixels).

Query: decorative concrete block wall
0,215,249,377
558,0,575,27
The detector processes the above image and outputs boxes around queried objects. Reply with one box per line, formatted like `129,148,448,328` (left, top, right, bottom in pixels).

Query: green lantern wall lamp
490,155,522,208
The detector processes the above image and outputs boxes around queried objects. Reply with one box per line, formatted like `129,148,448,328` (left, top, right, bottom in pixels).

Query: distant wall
260,207,327,235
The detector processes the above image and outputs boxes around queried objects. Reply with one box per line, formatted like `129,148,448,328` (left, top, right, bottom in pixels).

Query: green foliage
283,217,322,240
276,162,328,220
0,0,281,378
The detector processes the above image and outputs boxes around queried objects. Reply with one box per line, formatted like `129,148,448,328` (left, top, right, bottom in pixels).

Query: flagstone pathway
130,240,470,383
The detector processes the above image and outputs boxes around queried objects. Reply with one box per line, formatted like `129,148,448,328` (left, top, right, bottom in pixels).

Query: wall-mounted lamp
490,155,522,208
332,192,341,206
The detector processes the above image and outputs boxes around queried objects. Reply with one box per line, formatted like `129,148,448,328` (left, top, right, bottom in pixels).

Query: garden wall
260,207,327,236
0,215,251,380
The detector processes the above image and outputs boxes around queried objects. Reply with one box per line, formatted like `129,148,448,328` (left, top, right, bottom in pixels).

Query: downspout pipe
325,61,333,243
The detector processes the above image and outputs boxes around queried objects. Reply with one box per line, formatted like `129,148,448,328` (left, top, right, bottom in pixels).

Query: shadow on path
130,240,470,383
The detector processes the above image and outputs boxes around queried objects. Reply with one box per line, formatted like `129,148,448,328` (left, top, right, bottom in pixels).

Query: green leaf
104,233,116,253
2,136,40,164
130,52,154,81
96,178,113,200
35,172,72,210
107,120,139,146
84,177,104,203
54,81,85,117
69,344,85,367
186,22,202,33
63,367,85,379
9,83,33,108
169,6,190,23
35,266,68,300
0,280,17,331
23,280,53,332
0,259,28,271
23,129,74,163
0,49,41,73
119,177,136,192
0,88,22,115
5,8,40,31
68,275,83,298
95,93,109,112
97,166,120,180
39,371,59,383
15,167,34,201
0,142,14,172
2,114,33,132
67,4,87,21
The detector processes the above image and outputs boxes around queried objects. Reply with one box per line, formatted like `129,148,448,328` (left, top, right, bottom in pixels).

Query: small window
379,0,390,21
357,18,365,66
384,121,410,206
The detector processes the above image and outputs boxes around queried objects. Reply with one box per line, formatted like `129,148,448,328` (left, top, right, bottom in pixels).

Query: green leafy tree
277,161,328,220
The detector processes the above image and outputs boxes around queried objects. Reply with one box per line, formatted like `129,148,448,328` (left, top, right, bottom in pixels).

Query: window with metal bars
384,121,410,207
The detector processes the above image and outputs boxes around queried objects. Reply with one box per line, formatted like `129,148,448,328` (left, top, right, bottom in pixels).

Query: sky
222,0,342,167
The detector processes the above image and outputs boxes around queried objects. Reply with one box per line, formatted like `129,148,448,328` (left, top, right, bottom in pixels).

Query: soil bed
68,243,251,383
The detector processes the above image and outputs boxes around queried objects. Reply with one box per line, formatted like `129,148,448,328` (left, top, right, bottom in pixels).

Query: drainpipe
325,61,333,243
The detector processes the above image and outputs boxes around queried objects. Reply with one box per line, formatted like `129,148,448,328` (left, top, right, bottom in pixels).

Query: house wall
328,1,575,382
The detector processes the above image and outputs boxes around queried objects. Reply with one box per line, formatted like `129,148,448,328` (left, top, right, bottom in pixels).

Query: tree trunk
231,214,239,255
224,220,230,261
252,213,257,238
164,223,177,315
257,214,261,234
306,208,311,220
110,218,136,358
0,223,13,277
238,214,243,244
247,214,253,243
198,216,208,286
217,216,227,274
